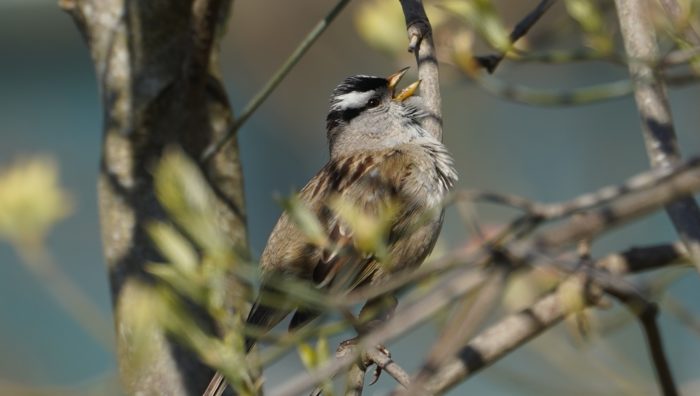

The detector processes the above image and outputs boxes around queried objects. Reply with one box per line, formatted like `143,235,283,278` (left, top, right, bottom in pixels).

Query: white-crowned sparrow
204,68,457,396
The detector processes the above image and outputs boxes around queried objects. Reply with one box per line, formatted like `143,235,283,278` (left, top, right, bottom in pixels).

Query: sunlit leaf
329,195,396,261
0,156,72,246
280,194,328,248
440,0,510,52
355,0,449,55
147,221,198,274
154,147,228,253
557,276,587,313
146,262,206,303
297,342,317,370
564,0,613,54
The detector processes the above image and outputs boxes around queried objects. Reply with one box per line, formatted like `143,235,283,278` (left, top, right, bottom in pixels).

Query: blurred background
1,0,700,394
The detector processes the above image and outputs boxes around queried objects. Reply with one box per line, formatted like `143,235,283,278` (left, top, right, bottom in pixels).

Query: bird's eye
367,97,380,108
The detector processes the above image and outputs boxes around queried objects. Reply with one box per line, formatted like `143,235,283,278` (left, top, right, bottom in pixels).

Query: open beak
394,80,421,102
387,67,420,102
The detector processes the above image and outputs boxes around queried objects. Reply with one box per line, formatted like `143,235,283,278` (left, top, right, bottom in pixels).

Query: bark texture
60,0,247,394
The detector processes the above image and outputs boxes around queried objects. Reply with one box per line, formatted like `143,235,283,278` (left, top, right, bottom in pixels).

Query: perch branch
399,0,442,140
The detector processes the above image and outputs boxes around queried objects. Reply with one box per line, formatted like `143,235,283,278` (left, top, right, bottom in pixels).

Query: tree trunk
59,0,247,394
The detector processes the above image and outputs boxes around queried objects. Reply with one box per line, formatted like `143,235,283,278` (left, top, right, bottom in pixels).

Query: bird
203,68,457,396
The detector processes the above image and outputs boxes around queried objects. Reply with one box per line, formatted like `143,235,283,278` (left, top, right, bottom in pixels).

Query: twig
597,242,689,274
399,0,442,140
200,0,352,161
17,245,114,349
338,346,413,396
472,73,634,106
601,280,679,396
614,0,700,271
366,348,412,389
474,0,556,73
521,157,700,253
311,345,411,396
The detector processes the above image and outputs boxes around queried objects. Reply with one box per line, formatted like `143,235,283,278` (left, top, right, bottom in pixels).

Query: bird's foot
336,339,391,386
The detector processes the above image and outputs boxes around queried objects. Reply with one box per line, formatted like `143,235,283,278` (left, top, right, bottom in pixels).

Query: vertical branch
60,0,247,395
601,282,679,396
398,0,442,141
614,0,700,270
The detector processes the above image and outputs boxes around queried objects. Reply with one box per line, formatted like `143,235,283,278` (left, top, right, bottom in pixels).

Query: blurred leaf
154,284,254,394
154,147,228,253
0,156,72,246
440,0,510,52
146,262,206,303
451,29,480,76
297,342,318,370
355,0,449,55
280,194,328,248
354,0,406,54
557,276,587,313
564,0,613,54
147,221,198,274
329,195,396,261
503,267,559,312
316,336,330,363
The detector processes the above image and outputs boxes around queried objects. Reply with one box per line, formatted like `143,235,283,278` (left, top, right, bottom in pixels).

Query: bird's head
326,68,425,157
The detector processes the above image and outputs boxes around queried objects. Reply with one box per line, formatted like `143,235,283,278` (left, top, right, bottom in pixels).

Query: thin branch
201,0,352,162
16,245,114,349
601,280,679,396
312,345,411,396
474,0,556,73
595,242,689,274
614,0,700,271
472,73,634,106
399,0,442,140
520,157,700,253
365,348,412,389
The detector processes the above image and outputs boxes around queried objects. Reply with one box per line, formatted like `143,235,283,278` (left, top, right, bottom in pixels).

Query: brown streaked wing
303,149,414,291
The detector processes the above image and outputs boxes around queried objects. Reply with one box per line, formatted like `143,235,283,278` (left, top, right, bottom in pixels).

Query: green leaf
280,194,328,248
297,342,317,370
147,221,198,274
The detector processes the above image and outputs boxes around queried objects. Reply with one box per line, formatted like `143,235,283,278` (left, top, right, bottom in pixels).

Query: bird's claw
336,339,392,386
367,344,391,386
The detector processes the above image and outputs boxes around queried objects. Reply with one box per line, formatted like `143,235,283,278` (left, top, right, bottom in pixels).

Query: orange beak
387,67,420,102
